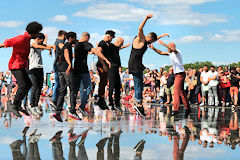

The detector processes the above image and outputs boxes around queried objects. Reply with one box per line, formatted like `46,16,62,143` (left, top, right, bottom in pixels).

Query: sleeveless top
128,37,148,74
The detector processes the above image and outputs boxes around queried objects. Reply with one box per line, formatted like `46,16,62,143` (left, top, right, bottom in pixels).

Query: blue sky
0,0,240,73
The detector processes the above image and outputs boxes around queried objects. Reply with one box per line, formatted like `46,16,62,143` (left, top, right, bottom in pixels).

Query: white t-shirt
29,40,43,70
201,71,209,84
169,50,185,74
207,70,219,87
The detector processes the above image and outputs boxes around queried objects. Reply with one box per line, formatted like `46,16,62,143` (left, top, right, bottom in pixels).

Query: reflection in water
0,97,240,160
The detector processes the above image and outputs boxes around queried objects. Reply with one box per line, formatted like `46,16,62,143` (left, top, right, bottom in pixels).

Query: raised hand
148,43,154,49
146,14,153,19
161,33,170,37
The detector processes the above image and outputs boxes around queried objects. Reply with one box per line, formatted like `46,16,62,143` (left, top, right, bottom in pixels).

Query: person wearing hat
96,30,115,109
128,14,169,116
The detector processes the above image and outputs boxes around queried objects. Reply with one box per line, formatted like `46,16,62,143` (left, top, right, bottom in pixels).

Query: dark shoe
9,140,24,149
50,101,57,109
115,104,123,112
133,140,146,152
170,111,179,117
52,113,63,122
68,111,82,121
78,107,87,117
96,138,109,150
97,98,107,110
134,106,146,117
185,108,191,118
10,105,21,117
111,130,123,137
18,107,30,116
184,126,191,135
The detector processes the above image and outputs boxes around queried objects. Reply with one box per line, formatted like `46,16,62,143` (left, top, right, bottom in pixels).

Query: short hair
82,32,90,38
105,30,115,38
210,66,215,68
147,32,157,41
66,32,77,40
36,33,45,40
26,21,43,35
58,30,67,37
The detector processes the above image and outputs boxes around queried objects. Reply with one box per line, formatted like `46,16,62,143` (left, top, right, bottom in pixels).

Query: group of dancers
0,14,191,122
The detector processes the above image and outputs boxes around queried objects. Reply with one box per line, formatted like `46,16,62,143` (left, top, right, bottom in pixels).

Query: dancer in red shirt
0,21,43,117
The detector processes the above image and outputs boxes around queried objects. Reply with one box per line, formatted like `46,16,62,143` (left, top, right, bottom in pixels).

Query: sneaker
78,107,87,117
97,98,107,110
68,111,82,121
133,140,146,152
35,107,43,114
52,113,63,122
231,105,238,113
10,105,21,117
28,106,39,116
133,106,146,117
108,104,114,110
96,138,109,150
185,108,191,118
115,105,123,112
199,103,205,106
18,106,30,116
184,126,191,135
9,140,23,149
170,110,179,117
50,101,57,109
28,129,37,137
111,130,123,137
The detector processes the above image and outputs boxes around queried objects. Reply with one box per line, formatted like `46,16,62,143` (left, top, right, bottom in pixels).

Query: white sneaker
199,103,205,106
35,107,43,114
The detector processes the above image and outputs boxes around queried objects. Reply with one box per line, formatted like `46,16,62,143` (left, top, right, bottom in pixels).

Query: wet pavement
0,97,239,160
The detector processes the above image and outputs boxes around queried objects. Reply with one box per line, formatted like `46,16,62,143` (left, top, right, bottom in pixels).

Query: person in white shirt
149,39,191,117
207,66,219,106
50,71,55,90
200,65,209,106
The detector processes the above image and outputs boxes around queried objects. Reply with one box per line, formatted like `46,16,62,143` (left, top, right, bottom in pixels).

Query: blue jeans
75,73,91,109
52,66,59,104
133,72,143,103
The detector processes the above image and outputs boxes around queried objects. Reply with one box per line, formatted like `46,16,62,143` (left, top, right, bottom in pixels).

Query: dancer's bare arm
149,44,169,55
64,48,72,75
158,40,176,52
157,33,170,40
133,14,153,48
91,48,111,68
120,43,131,50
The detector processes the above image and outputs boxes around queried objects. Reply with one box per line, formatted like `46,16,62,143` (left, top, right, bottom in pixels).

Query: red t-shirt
4,32,31,70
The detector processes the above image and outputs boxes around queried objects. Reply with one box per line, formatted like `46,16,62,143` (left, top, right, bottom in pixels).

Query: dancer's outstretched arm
137,14,153,41
149,44,169,55
120,43,131,50
158,40,176,52
157,33,170,40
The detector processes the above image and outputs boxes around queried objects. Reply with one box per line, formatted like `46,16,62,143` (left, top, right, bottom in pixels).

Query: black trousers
108,66,121,106
56,72,76,113
30,68,44,107
11,69,32,107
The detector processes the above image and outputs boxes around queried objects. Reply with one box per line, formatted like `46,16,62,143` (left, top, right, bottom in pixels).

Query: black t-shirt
167,74,175,88
230,73,240,87
97,40,111,68
109,43,121,67
128,37,148,74
74,41,93,74
58,42,73,72
197,72,202,86
53,38,65,67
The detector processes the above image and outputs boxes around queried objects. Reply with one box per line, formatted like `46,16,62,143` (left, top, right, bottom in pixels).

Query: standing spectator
165,67,175,104
229,67,240,106
50,71,55,90
123,69,132,95
195,68,203,105
200,65,209,106
160,71,168,99
219,70,230,107
207,66,219,106
90,70,96,94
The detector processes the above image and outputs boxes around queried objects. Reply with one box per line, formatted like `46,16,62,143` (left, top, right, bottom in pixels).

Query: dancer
108,37,130,110
128,14,169,116
28,33,54,116
0,22,43,117
51,30,67,107
149,40,191,117
54,32,80,122
74,32,111,116
96,30,115,109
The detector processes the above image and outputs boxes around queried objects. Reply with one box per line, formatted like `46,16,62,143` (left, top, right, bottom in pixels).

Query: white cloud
157,5,226,26
0,21,24,28
49,15,69,23
42,26,59,44
73,3,155,22
210,30,240,42
128,0,218,5
177,35,203,43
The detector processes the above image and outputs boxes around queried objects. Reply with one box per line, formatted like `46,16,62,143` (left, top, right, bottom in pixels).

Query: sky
0,0,240,73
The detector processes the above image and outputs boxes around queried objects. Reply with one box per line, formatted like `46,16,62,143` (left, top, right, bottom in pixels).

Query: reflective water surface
0,97,239,160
